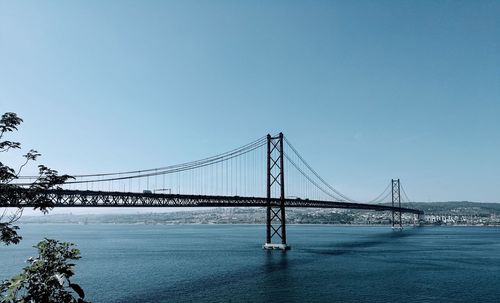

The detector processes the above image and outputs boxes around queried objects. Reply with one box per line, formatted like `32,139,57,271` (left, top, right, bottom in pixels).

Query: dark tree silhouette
0,112,88,302
0,112,73,244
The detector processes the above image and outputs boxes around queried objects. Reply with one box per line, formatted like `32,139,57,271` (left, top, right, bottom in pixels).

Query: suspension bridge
5,133,423,251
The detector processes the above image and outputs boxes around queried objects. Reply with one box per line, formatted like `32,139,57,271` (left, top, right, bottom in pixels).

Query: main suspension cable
283,136,356,202
14,136,266,186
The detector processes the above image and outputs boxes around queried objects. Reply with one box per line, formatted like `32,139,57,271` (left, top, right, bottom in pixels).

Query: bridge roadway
6,189,423,215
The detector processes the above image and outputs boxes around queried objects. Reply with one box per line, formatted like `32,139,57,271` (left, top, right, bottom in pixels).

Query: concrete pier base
263,243,291,251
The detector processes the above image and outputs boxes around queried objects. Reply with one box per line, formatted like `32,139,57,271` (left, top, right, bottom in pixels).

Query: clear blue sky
1,0,499,203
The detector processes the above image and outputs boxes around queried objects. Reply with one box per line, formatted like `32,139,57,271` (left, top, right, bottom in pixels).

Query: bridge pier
391,179,403,230
417,213,425,226
263,133,290,251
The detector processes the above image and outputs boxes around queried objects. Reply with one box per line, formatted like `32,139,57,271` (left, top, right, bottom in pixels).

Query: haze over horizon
1,0,499,206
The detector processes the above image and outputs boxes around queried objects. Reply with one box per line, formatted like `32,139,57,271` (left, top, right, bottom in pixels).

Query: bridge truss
5,188,423,214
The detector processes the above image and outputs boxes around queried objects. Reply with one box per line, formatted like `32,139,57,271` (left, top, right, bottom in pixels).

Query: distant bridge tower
417,213,425,225
263,133,290,250
392,179,403,229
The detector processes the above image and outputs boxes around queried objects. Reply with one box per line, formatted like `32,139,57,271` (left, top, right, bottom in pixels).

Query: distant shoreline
17,222,500,227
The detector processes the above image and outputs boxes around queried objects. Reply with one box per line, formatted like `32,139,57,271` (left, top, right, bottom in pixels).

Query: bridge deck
3,189,423,215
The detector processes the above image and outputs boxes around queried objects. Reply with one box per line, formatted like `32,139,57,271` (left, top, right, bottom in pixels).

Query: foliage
0,239,89,303
0,113,88,302
0,112,73,245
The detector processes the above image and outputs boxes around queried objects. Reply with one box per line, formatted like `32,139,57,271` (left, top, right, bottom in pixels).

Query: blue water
1,224,500,302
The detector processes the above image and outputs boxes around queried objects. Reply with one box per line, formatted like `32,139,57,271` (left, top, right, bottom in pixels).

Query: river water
1,224,499,302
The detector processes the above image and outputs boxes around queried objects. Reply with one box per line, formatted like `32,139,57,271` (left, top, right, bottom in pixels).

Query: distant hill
18,201,500,225
393,201,500,215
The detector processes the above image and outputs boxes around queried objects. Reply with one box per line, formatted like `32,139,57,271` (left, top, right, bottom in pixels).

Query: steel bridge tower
263,133,290,251
392,179,403,229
